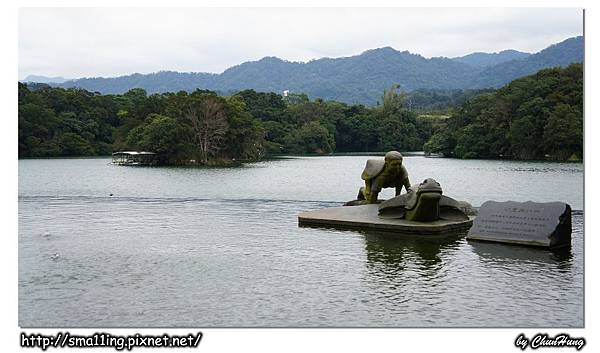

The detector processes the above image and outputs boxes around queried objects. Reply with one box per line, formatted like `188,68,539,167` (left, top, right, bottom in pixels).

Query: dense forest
424,64,583,161
19,63,583,164
18,83,431,164
43,36,583,105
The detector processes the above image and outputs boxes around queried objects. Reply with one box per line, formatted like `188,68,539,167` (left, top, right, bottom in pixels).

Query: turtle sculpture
345,151,411,206
378,178,476,222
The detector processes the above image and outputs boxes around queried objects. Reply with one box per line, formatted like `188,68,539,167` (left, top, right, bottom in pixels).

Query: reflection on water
362,232,462,306
469,240,572,265
364,231,460,269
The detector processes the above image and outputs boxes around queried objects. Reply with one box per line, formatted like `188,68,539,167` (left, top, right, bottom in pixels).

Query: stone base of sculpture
298,204,475,236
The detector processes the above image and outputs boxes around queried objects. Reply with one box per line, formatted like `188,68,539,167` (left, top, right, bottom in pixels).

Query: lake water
18,156,584,327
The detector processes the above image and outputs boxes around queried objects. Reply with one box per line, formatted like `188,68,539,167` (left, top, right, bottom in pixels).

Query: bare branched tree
185,97,229,164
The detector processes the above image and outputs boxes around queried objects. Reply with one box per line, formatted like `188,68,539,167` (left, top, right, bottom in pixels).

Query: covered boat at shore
111,151,157,166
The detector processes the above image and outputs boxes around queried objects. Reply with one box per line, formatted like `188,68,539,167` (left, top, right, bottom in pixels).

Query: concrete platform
298,204,474,236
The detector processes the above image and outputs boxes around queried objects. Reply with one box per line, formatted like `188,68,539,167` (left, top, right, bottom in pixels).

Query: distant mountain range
23,75,70,84
25,36,583,105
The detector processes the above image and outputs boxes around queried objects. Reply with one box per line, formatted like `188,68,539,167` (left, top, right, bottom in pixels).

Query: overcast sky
18,7,583,80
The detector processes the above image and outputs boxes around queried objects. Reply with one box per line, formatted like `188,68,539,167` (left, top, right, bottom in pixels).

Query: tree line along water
19,64,582,165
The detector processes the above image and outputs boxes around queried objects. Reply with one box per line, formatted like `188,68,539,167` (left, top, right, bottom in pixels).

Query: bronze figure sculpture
352,151,411,205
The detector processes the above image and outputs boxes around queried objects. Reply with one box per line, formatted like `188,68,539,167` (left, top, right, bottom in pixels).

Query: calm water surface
19,156,584,327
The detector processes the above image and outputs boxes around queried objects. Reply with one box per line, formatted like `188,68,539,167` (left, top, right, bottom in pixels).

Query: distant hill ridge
27,36,583,105
451,49,531,67
24,75,70,84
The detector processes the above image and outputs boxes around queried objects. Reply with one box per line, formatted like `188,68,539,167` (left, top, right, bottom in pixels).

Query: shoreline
17,152,584,164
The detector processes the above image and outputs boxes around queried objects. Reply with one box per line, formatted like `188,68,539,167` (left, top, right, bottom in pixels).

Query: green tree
126,114,192,164
223,95,265,160
373,86,425,151
59,132,94,156
543,103,583,160
424,126,455,156
284,121,335,154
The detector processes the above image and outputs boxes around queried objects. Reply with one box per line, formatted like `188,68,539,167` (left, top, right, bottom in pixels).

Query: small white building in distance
283,90,289,97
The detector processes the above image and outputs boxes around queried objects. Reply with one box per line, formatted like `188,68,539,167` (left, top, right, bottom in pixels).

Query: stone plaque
467,201,571,248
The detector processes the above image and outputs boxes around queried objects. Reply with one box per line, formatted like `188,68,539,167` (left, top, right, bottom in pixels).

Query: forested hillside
424,64,583,161
467,36,584,88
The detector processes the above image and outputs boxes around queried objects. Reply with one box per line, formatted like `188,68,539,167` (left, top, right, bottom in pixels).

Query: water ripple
18,157,583,327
